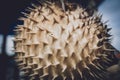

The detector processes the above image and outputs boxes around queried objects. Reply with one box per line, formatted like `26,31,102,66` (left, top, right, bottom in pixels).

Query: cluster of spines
14,1,116,80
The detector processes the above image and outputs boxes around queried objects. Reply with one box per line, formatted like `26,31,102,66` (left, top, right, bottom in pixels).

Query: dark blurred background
0,0,120,80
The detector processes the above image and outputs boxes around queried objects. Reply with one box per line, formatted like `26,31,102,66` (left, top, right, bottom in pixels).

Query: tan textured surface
14,1,115,80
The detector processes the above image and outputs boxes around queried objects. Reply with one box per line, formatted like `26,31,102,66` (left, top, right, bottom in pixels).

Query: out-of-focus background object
0,0,119,80
99,0,120,51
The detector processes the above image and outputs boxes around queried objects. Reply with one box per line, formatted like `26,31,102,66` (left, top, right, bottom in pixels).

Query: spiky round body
14,1,116,80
